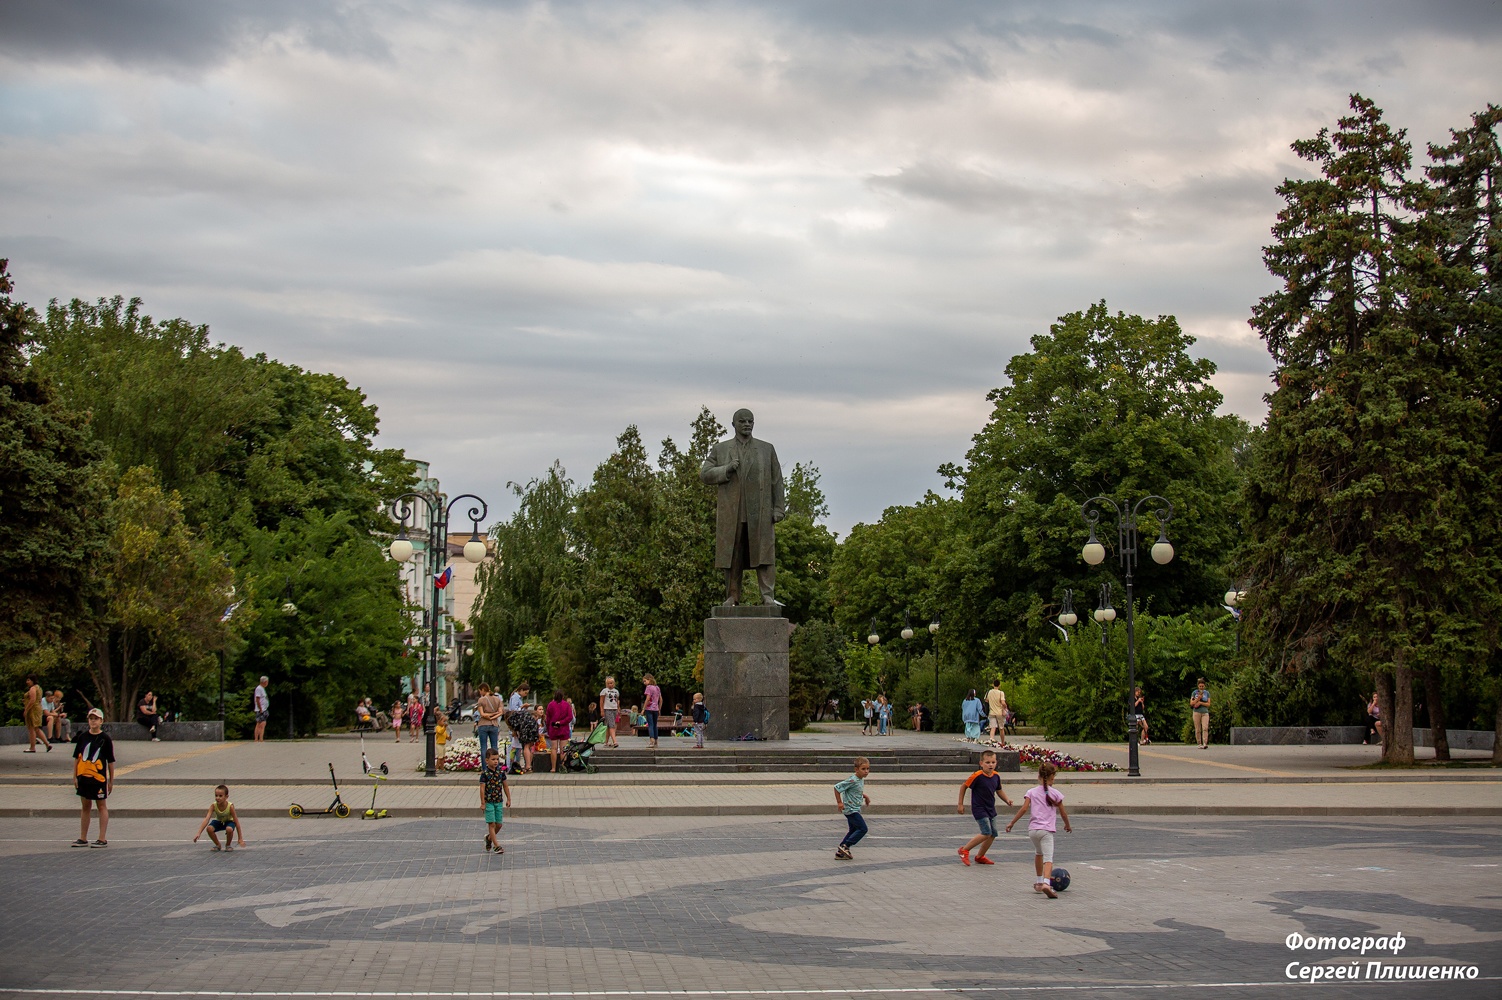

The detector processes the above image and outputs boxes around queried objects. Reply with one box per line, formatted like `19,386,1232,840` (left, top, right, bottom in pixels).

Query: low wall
1233,726,1495,751
1231,726,1366,746
0,721,223,745
1414,728,1495,752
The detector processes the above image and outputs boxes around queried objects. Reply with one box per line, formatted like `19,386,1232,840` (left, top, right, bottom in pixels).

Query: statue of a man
700,408,785,606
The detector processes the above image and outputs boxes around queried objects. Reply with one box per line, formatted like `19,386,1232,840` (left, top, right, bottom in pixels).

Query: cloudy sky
3,1,1499,534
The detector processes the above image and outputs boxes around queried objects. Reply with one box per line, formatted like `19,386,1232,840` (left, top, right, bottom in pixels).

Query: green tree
471,462,583,690
1240,95,1496,764
1425,105,1502,761
829,493,957,663
0,262,112,662
85,466,235,721
234,510,412,735
789,619,845,725
507,635,556,695
775,463,838,624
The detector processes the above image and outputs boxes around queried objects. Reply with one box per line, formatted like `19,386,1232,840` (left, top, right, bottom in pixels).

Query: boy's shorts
209,819,236,832
973,814,998,837
75,778,107,801
484,802,505,824
1028,829,1055,862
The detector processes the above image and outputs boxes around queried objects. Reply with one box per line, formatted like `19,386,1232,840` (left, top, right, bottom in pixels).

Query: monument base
704,608,791,741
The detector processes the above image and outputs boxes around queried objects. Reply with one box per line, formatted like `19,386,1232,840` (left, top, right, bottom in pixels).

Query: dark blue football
1049,867,1071,892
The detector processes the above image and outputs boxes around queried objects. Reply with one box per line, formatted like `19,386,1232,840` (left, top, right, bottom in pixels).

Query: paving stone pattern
0,814,1498,999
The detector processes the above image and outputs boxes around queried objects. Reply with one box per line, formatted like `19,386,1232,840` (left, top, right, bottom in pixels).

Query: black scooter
289,763,351,818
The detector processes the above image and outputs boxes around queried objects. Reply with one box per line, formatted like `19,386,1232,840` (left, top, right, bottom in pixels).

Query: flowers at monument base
410,736,483,772
959,737,1120,772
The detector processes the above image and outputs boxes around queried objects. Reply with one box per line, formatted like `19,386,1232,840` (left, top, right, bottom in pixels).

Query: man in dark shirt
72,708,115,848
956,750,1013,866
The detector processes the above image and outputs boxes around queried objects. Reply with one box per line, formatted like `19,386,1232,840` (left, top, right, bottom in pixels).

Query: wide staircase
589,743,982,773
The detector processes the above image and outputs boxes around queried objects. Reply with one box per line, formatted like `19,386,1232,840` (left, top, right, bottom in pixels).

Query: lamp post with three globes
1081,495,1174,778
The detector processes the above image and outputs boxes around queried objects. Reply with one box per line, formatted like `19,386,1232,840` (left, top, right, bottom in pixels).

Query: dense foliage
6,289,416,729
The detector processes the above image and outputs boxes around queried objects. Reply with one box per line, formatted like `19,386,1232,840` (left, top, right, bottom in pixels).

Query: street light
1223,584,1248,652
1057,589,1078,628
1081,494,1174,778
390,490,489,777
867,618,880,646
928,614,941,711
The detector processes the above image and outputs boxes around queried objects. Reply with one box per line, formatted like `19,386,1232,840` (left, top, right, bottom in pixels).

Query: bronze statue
700,409,785,606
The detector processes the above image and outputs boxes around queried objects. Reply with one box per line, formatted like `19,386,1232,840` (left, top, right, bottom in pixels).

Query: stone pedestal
704,606,790,741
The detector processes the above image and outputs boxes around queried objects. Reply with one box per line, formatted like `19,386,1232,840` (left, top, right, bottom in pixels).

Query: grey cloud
0,0,391,69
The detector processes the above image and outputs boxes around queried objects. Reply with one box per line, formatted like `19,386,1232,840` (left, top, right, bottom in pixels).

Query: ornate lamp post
389,491,489,777
1081,495,1174,778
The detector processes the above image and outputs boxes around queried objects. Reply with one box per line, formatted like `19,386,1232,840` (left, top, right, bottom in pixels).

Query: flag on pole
434,567,453,590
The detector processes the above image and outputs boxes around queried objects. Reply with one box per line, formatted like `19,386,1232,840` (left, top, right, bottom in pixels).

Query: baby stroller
558,721,609,774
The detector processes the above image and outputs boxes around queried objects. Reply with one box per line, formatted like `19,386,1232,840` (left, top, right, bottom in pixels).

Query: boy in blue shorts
479,747,512,853
956,750,1012,865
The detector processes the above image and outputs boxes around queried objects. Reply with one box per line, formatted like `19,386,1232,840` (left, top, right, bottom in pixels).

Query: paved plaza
2,729,1499,998
0,812,1498,1000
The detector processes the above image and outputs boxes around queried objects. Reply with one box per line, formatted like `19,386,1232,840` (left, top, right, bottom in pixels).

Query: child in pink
1005,761,1072,898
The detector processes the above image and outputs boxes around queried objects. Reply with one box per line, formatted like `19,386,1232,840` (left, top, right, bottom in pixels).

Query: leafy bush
1025,611,1235,741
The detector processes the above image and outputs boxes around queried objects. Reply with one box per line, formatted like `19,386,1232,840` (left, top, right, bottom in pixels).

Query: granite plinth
704,615,791,741
711,605,784,618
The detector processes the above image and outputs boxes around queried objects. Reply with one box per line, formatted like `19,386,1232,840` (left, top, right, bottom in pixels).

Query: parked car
454,701,478,723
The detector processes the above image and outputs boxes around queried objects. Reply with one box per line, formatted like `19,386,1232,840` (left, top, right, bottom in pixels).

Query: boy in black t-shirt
72,708,115,848
479,747,511,854
956,750,1012,866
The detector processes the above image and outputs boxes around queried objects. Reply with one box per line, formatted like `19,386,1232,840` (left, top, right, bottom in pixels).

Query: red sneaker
958,848,971,866
975,856,995,865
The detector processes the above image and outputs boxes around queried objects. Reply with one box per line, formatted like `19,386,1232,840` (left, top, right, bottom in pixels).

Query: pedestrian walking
478,747,511,853
252,676,270,742
877,695,891,735
406,693,424,742
22,675,51,753
641,674,662,748
861,698,873,735
832,757,872,860
475,683,503,759
72,708,114,847
599,676,621,748
193,784,246,851
1133,686,1150,745
985,682,1007,741
1005,761,1071,897
390,699,404,742
137,690,162,741
1190,679,1211,749
957,750,1013,866
691,692,708,748
961,689,984,740
544,690,573,772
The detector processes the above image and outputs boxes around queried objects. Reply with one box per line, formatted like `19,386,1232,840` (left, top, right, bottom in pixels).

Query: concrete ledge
1415,729,1495,752
0,721,222,745
1231,726,1366,746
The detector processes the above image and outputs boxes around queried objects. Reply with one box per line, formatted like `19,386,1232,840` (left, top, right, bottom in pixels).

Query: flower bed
409,736,484,772
960,737,1119,772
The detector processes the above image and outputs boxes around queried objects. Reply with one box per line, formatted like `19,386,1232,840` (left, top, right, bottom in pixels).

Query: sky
3,1,1499,536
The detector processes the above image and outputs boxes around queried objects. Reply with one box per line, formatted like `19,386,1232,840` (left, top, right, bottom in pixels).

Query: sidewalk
3,725,1496,817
